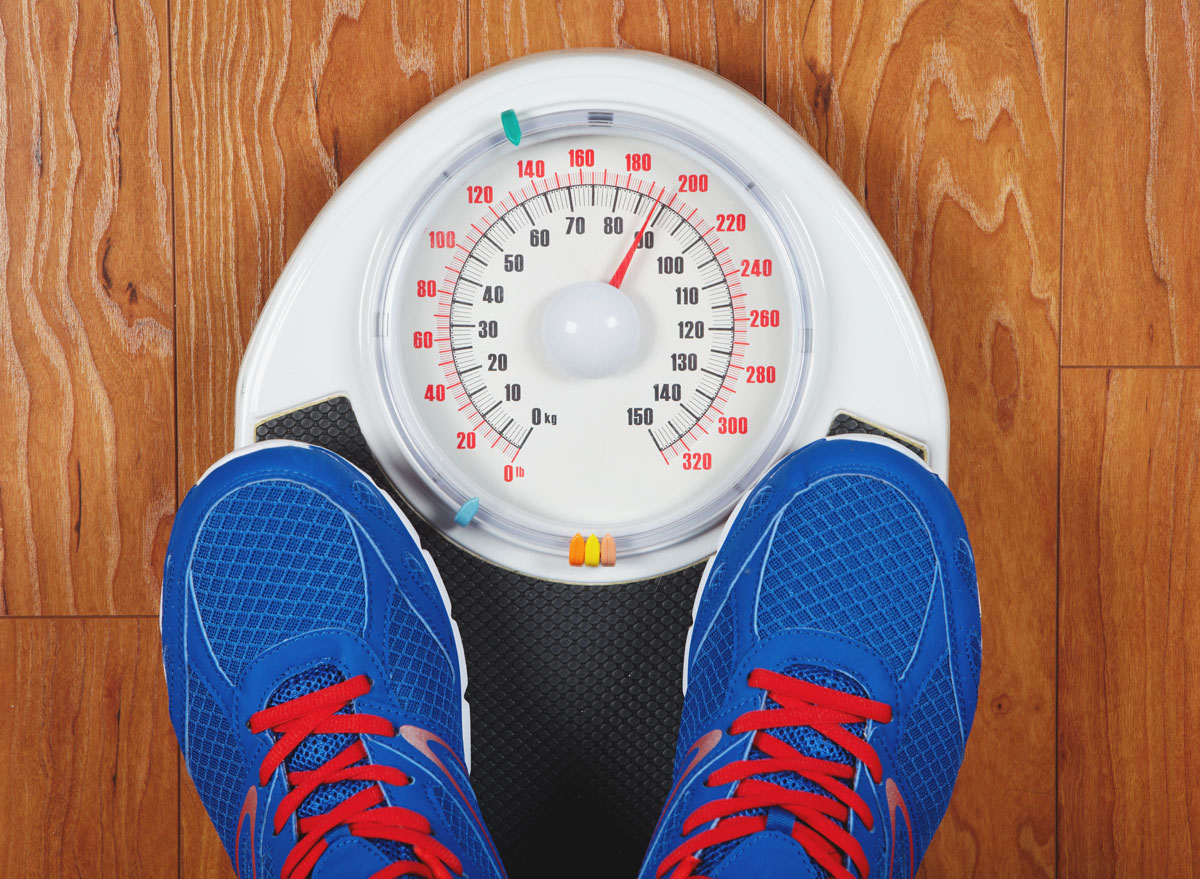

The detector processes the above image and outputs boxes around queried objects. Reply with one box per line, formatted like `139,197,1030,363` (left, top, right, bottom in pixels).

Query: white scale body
236,50,948,584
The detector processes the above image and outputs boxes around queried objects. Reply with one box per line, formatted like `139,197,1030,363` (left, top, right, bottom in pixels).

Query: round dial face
378,112,811,558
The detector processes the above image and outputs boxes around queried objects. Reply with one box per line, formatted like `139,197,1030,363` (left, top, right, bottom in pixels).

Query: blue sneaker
161,441,505,879
640,437,982,879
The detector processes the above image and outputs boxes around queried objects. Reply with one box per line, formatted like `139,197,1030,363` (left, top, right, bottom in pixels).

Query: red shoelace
249,674,463,879
657,668,893,879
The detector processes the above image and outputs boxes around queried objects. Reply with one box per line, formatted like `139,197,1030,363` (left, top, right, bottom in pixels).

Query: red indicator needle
608,188,665,288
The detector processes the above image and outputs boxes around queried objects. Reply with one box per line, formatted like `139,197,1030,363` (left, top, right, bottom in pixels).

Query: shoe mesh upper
386,586,461,753
186,670,247,855
956,538,983,698
352,480,391,518
678,575,736,769
429,773,491,870
190,480,365,681
756,475,935,677
893,655,960,855
236,817,272,879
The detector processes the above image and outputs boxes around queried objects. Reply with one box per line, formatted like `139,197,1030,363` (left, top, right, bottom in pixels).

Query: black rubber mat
827,411,927,460
256,397,700,878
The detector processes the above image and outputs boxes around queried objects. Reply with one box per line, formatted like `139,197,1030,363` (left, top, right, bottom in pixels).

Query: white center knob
542,280,641,379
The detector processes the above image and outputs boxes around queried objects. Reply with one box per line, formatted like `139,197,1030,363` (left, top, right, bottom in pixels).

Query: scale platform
236,50,947,878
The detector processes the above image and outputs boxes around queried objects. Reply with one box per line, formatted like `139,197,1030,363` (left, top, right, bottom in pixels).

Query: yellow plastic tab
584,534,601,567
600,533,616,567
568,533,585,566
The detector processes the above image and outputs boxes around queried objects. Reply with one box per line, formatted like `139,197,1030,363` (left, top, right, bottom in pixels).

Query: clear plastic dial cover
373,111,812,557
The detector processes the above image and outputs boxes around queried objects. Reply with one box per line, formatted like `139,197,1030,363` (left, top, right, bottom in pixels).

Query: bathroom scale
235,49,948,878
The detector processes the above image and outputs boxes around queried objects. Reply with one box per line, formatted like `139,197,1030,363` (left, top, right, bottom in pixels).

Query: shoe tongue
702,833,826,879
269,665,418,869
312,836,419,879
696,664,868,878
269,664,373,820
764,664,867,791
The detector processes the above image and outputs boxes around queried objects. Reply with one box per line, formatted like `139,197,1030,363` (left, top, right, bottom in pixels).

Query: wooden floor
0,1,1196,876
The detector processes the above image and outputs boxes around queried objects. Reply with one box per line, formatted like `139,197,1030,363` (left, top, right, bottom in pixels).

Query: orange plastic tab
600,533,616,567
568,533,586,566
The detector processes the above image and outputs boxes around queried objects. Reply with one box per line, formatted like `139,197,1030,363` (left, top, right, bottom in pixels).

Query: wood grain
0,618,177,875
0,1,1192,876
767,2,1063,875
1063,1,1200,365
1059,368,1200,877
172,0,467,492
471,0,763,96
0,0,175,614
171,2,467,872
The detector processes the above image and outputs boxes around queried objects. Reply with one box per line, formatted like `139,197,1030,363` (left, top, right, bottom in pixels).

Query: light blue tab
454,497,480,527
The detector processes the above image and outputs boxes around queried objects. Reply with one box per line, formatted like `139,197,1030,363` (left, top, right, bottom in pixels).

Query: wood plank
0,0,174,614
767,2,1063,875
469,0,763,98
0,618,177,875
171,4,467,873
1063,2,1200,365
172,0,467,490
1059,368,1200,877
